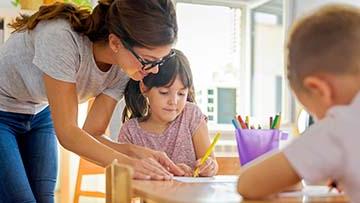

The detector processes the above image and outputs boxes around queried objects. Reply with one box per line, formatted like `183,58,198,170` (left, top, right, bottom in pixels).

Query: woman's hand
194,157,218,177
128,145,185,176
130,157,176,180
176,163,193,177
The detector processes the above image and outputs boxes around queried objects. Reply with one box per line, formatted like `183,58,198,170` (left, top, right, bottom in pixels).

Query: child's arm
237,151,301,199
192,119,219,177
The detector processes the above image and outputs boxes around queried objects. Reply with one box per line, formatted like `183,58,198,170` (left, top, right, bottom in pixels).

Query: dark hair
9,0,177,47
287,4,360,91
122,49,195,122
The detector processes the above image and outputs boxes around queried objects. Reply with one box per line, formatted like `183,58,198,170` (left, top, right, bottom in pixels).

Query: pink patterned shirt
118,102,207,168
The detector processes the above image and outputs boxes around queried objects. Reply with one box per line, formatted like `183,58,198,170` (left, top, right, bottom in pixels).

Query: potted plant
11,0,43,10
11,0,92,10
64,0,92,10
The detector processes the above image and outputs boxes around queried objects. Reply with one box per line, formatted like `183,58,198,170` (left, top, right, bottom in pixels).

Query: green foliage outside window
11,0,92,10
64,0,92,10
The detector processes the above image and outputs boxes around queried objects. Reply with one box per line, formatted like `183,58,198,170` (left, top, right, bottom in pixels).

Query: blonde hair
287,4,360,90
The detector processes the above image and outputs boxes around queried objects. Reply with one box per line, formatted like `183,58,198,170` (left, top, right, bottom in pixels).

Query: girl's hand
176,163,193,177
131,157,176,180
194,157,218,177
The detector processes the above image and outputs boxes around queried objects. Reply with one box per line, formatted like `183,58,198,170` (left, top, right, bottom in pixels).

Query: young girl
237,4,360,201
118,49,218,177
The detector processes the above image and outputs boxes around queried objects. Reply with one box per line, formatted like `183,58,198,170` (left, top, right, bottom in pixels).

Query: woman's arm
237,151,301,199
82,93,151,158
83,94,184,175
192,119,219,176
43,74,178,179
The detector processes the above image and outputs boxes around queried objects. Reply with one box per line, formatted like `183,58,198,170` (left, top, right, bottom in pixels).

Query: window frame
173,0,298,137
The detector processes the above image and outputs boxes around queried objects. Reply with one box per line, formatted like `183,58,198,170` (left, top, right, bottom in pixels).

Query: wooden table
132,180,349,203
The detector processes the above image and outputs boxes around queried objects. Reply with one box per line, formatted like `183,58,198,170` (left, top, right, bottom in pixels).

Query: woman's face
117,44,173,81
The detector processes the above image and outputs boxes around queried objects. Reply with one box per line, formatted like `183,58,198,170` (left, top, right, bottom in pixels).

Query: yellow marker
275,115,282,129
193,132,221,177
245,116,250,128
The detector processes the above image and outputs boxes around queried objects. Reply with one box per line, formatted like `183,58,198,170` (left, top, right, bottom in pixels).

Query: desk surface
132,180,349,203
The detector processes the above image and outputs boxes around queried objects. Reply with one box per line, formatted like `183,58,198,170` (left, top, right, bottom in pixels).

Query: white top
0,19,129,114
284,91,360,202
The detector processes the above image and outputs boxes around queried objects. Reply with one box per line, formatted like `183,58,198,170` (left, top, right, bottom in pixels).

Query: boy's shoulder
324,90,360,128
330,90,360,112
283,98,360,191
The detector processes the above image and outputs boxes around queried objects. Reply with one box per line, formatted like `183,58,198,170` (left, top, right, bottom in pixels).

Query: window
176,0,288,133
0,18,4,44
250,0,286,121
176,2,243,130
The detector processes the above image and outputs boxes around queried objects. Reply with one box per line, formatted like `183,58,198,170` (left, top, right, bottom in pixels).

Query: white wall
292,0,360,20
0,0,13,8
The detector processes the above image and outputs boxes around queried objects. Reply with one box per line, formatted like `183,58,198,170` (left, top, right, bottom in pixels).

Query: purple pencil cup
235,129,288,166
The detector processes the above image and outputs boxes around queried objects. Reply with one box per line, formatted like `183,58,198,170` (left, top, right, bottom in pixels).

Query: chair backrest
78,158,105,175
216,157,241,175
105,160,133,203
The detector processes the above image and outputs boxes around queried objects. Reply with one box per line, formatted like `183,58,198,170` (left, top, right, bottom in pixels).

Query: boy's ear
303,76,333,106
139,81,149,95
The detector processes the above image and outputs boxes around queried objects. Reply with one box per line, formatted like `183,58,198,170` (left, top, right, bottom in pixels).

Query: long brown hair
9,0,177,47
122,49,195,122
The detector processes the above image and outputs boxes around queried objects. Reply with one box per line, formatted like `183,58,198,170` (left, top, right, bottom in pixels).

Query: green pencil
271,114,279,129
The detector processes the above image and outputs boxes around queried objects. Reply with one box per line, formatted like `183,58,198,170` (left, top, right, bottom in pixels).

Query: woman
0,0,184,202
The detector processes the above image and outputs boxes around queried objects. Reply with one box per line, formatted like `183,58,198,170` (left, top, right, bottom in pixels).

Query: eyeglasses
122,40,176,71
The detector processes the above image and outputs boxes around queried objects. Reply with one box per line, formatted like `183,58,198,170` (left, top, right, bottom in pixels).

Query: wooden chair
74,99,133,202
216,156,241,175
73,99,108,203
106,160,133,203
73,158,105,203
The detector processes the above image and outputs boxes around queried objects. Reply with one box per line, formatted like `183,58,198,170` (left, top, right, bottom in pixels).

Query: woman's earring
144,95,150,104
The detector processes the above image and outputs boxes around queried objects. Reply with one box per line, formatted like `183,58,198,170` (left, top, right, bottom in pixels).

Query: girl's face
117,44,173,81
145,75,189,124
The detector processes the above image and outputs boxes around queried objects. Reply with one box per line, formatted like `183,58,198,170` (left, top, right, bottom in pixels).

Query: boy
237,4,360,202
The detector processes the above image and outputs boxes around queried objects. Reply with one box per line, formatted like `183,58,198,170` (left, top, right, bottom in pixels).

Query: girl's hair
9,0,177,47
122,49,195,122
287,4,360,91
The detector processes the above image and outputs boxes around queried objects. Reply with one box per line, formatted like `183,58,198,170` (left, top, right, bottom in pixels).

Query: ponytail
9,0,177,46
9,0,113,42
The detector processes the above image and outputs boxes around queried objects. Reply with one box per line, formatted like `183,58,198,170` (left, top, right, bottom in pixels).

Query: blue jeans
0,107,58,203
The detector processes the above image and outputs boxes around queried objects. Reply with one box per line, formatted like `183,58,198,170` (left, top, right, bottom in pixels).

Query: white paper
279,186,343,197
173,175,238,183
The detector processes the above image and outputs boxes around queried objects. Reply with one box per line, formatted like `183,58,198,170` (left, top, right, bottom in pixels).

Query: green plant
64,0,92,10
11,0,20,7
10,0,92,10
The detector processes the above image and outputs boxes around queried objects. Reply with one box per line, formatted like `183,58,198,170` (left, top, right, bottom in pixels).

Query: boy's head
287,4,360,119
